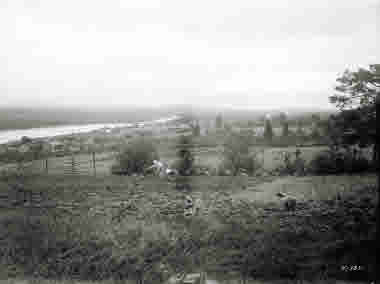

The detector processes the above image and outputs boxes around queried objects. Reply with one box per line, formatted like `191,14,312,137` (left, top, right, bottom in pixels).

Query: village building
67,143,81,153
254,126,265,136
18,143,30,154
49,140,65,155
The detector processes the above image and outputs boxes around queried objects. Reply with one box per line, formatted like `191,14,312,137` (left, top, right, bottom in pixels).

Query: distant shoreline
0,115,181,145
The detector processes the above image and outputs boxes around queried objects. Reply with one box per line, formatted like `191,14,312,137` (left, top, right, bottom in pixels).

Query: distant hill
0,105,336,131
161,104,336,121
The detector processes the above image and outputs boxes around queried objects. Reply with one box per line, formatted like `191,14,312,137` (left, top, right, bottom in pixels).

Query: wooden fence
0,152,112,176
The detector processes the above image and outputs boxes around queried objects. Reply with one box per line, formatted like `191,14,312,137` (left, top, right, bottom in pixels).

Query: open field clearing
0,175,267,232
1,172,376,210
0,173,376,282
0,278,369,284
0,146,332,176
0,174,375,223
158,145,330,172
233,174,377,204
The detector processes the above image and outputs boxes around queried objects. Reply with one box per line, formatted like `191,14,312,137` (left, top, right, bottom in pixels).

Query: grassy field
0,278,369,284
0,173,375,229
233,174,377,203
0,146,330,176
0,172,376,282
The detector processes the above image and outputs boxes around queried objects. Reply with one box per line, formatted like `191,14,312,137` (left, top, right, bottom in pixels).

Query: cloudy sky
1,0,379,110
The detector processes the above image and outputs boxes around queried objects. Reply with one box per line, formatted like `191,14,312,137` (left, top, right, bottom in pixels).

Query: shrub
111,137,158,175
175,135,195,176
308,147,373,175
210,184,376,281
273,150,306,176
343,153,372,174
308,150,341,175
239,153,262,176
221,133,262,176
263,118,274,143
0,202,175,283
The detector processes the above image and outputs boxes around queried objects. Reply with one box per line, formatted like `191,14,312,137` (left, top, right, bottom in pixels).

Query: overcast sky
1,0,379,110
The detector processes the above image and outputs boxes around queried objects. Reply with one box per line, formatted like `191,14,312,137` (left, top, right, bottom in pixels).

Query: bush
273,150,306,176
221,133,262,176
308,150,342,175
210,184,377,281
111,137,158,175
343,154,372,174
0,216,164,282
308,147,373,175
263,118,274,143
175,135,195,176
239,153,262,176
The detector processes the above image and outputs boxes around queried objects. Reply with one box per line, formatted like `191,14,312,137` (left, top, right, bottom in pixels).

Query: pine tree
263,118,274,143
282,121,289,137
296,120,305,137
176,135,195,176
279,112,289,137
215,113,223,129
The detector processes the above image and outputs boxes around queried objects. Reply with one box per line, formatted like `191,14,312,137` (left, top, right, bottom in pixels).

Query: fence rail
0,152,106,176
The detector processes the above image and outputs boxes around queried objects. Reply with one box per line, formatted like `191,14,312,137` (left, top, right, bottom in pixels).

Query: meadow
0,146,330,176
0,278,370,284
0,122,377,283
0,171,376,282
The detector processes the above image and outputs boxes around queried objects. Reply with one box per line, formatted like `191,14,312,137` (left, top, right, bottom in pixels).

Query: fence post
92,151,96,177
45,158,48,174
71,153,76,175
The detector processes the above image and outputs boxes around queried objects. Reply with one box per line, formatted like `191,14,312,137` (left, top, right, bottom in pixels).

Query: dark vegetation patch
209,184,377,281
0,172,376,282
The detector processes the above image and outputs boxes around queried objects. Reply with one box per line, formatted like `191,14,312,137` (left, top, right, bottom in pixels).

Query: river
0,115,180,144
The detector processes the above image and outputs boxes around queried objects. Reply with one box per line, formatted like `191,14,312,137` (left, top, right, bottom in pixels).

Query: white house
49,141,65,153
68,143,81,153
18,144,31,154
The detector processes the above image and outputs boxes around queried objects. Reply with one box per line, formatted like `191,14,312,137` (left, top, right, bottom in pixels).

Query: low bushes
209,184,377,281
0,210,172,282
175,135,195,176
111,137,158,176
220,133,263,176
271,146,373,176
218,153,262,176
308,147,373,175
0,172,376,282
273,150,306,176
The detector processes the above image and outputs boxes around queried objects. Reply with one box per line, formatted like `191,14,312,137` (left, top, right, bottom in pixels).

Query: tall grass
0,171,376,282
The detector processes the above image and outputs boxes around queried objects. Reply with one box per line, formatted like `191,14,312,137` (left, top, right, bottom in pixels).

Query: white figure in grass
147,160,177,179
